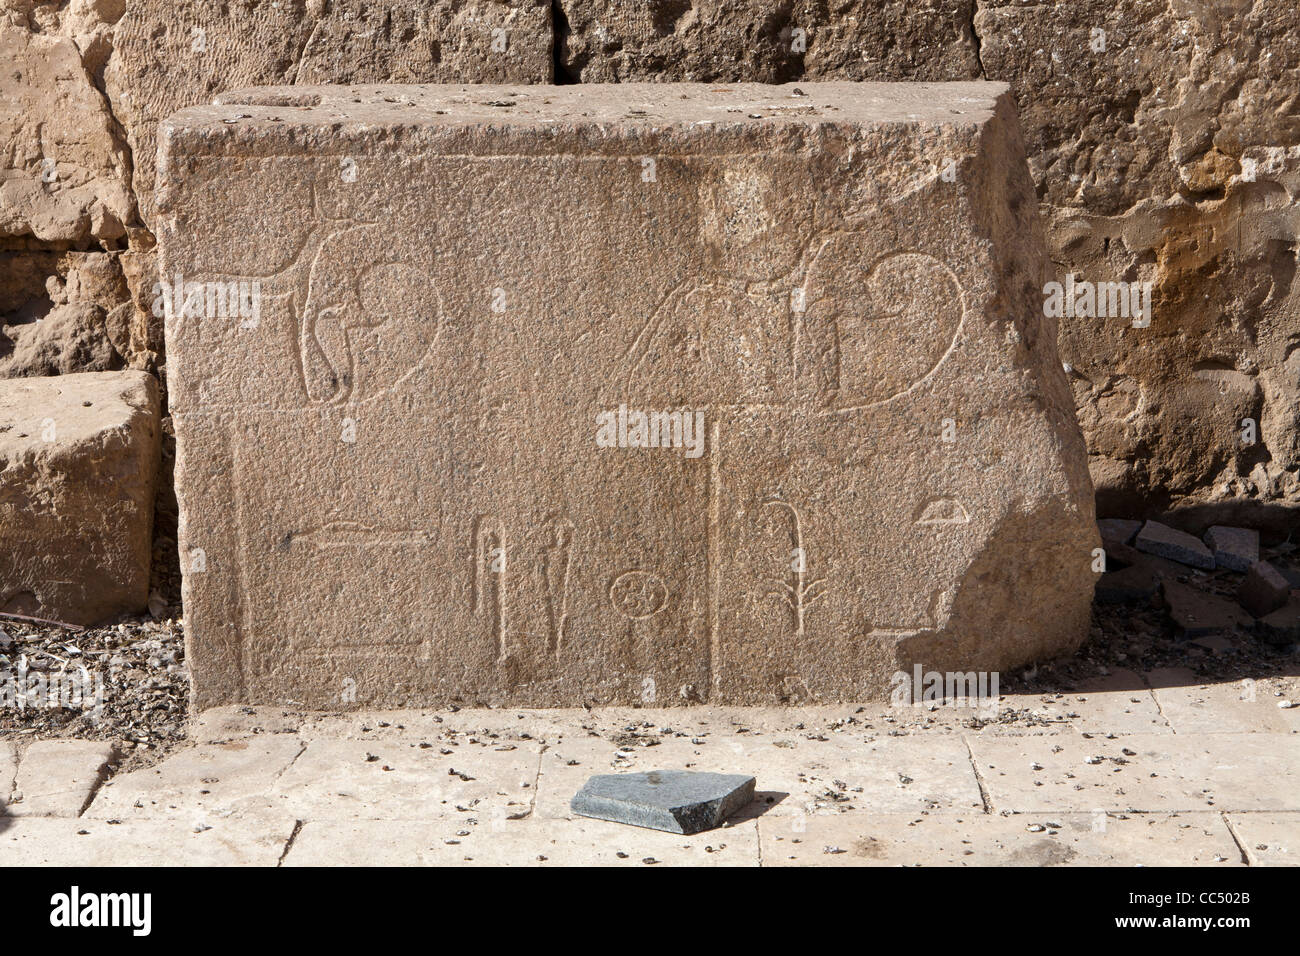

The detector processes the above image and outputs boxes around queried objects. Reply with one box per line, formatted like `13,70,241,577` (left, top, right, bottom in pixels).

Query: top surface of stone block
199,81,1006,131
161,82,1096,709
0,372,156,455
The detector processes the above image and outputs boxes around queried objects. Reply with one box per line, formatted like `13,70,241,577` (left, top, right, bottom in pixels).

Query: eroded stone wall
2,0,1297,527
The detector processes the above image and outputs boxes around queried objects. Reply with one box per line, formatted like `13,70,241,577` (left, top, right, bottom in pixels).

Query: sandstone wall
2,0,1297,528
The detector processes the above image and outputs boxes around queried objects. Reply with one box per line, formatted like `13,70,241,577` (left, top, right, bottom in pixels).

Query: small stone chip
570,769,756,834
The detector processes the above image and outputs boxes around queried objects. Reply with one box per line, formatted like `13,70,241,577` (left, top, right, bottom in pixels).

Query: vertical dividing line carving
543,515,574,659
708,419,722,698
472,514,507,663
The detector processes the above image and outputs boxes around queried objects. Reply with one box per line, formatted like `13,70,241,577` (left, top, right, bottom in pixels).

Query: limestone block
0,371,160,625
159,82,1098,707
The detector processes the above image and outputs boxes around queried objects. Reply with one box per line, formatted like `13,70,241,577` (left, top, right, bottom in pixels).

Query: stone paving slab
534,731,984,819
989,671,1172,736
0,741,18,810
193,706,556,744
968,733,1300,813
1145,669,1300,734
9,740,116,817
189,696,1168,747
11,684,1300,864
1225,813,1300,866
758,811,1241,866
0,813,297,866
268,738,541,821
85,736,304,818
283,817,760,867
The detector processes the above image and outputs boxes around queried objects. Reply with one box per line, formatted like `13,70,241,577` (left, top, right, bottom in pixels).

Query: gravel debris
0,615,187,772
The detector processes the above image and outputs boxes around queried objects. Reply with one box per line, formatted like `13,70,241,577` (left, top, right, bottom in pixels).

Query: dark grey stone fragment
571,770,756,834
1135,520,1215,570
1239,560,1292,618
1203,525,1259,573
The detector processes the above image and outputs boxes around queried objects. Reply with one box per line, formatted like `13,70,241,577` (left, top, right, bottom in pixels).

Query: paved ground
2,667,1298,866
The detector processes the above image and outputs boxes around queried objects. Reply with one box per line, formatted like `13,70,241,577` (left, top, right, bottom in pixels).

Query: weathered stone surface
1135,520,1214,570
161,82,1097,708
105,0,554,229
0,371,160,625
1239,560,1292,618
1204,525,1260,573
978,0,1300,526
551,0,1300,527
571,770,755,834
554,1,981,84
1146,669,1300,735
536,728,984,818
269,738,540,822
1229,814,1300,866
9,740,115,817
5,0,1298,523
86,736,304,819
0,250,133,377
0,22,134,241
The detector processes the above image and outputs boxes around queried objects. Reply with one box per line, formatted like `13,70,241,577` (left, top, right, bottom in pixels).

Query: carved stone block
159,82,1098,708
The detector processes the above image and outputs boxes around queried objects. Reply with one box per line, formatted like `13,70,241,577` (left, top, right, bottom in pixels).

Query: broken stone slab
571,770,756,834
1203,526,1260,573
1162,581,1251,639
1239,561,1292,619
1102,541,1142,571
1257,601,1300,645
1094,564,1159,605
160,82,1098,708
0,372,160,626
1135,520,1215,571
